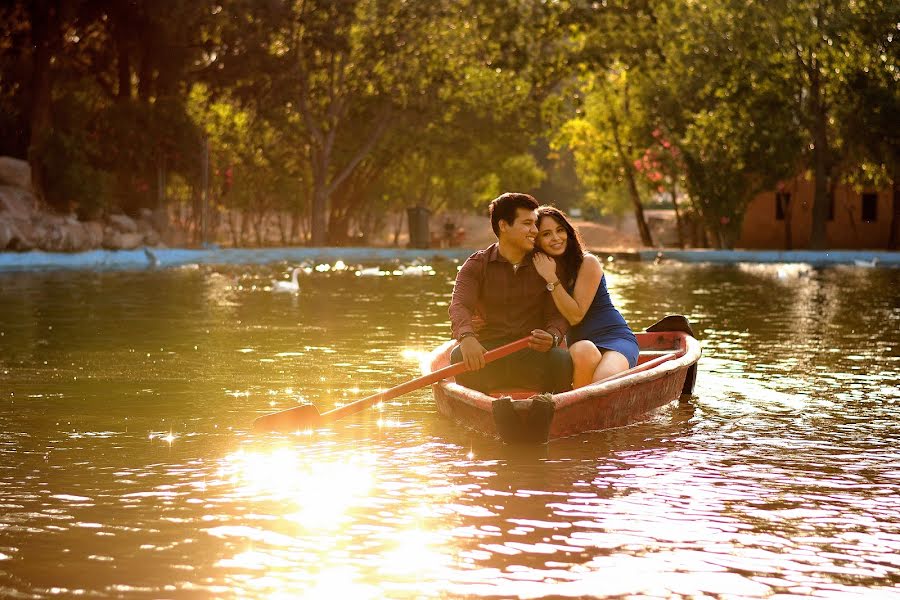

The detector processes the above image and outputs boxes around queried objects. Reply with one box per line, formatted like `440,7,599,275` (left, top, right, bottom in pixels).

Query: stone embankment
0,156,164,252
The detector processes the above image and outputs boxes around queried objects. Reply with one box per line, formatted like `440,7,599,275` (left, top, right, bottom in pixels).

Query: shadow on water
420,396,699,485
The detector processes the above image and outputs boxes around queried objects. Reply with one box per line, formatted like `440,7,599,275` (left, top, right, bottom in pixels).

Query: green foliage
552,69,655,218
39,130,111,219
555,0,808,246
3,0,896,248
497,154,547,195
0,7,28,158
584,183,633,218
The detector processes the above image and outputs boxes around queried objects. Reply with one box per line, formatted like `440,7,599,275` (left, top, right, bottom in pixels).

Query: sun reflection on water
209,445,474,597
380,527,451,577
401,347,433,374
222,447,376,529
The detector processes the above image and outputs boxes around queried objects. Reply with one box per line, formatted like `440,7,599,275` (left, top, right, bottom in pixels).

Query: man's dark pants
450,337,573,394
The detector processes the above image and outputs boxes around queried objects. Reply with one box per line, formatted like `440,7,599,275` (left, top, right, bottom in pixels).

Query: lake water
1,260,898,598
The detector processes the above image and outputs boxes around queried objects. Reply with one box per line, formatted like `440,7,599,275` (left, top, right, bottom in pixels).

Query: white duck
272,267,302,293
852,257,879,268
355,266,385,277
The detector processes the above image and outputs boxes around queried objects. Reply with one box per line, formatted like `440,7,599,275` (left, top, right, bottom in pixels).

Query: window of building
775,192,791,221
861,193,878,222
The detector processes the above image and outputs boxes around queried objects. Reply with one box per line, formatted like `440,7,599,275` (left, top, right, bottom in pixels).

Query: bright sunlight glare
401,347,432,375
223,448,376,530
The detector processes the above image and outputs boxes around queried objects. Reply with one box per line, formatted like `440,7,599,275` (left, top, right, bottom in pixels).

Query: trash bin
406,206,431,249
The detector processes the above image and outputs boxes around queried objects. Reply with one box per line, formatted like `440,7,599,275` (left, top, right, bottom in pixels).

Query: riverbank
1,246,897,271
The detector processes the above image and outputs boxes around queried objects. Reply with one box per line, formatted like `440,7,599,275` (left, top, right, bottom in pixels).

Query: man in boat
449,192,573,393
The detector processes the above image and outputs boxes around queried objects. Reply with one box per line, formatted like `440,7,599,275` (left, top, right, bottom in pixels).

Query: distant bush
40,130,111,219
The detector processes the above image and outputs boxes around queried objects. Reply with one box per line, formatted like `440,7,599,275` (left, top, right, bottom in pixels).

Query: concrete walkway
635,249,899,266
0,247,477,272
0,246,897,272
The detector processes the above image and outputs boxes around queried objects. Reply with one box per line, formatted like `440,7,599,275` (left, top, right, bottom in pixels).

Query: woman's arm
533,253,602,325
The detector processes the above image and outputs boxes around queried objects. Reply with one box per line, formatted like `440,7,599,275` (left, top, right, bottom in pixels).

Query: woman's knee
594,351,630,380
569,341,600,366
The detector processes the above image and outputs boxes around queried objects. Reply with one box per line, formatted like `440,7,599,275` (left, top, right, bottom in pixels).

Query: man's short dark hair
489,192,539,236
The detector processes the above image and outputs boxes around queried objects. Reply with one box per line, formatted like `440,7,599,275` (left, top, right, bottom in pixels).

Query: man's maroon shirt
449,243,568,344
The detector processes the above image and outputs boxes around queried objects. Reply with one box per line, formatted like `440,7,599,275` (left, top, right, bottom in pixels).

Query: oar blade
252,404,323,432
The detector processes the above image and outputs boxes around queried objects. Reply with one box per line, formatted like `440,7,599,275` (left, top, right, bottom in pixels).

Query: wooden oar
252,336,532,432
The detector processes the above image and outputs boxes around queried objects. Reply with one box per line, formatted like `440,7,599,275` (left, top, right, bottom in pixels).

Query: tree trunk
26,0,59,205
600,78,654,247
310,181,329,246
328,211,350,246
115,24,132,101
808,65,830,249
291,209,303,245
252,209,265,246
622,166,654,246
607,112,653,246
392,210,405,246
670,181,684,248
227,209,241,247
277,212,290,245
239,209,249,246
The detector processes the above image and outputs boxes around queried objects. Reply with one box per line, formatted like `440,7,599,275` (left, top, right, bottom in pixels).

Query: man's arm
449,253,488,370
449,254,483,339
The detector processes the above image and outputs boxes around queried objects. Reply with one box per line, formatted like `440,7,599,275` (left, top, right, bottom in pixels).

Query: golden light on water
301,568,381,600
400,348,427,361
401,347,432,374
380,528,450,576
148,431,177,445
209,443,472,596
224,448,376,530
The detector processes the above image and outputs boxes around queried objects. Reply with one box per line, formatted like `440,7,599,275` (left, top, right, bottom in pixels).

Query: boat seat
488,389,539,400
639,350,676,357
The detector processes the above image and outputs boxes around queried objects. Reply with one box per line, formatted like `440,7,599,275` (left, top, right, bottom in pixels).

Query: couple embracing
449,192,638,394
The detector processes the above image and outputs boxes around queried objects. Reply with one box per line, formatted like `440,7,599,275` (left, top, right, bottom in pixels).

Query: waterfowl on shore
143,247,159,268
853,257,879,268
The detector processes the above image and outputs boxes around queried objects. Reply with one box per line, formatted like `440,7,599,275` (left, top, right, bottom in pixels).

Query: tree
829,0,900,248
629,0,802,247
21,0,66,203
213,0,469,245
578,70,654,245
758,0,896,248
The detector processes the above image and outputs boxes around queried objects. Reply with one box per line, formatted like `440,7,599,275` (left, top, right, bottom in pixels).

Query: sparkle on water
0,260,898,598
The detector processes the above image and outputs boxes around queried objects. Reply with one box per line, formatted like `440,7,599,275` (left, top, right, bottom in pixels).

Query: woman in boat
531,206,639,388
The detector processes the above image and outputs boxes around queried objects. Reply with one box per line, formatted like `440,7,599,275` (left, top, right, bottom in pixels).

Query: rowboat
425,316,701,444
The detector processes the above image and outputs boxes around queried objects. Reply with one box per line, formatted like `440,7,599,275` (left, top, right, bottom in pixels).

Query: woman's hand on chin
532,252,558,283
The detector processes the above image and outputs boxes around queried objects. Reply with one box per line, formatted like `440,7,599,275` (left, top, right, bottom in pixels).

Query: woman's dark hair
536,205,586,289
489,192,539,236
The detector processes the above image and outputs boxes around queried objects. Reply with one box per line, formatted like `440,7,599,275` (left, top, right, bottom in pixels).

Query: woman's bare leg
569,340,602,389
591,350,630,383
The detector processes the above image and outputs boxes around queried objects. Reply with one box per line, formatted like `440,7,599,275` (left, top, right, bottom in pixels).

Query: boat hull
427,327,701,443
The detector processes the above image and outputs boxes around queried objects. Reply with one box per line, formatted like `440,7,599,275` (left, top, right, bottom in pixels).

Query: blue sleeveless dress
566,274,639,368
